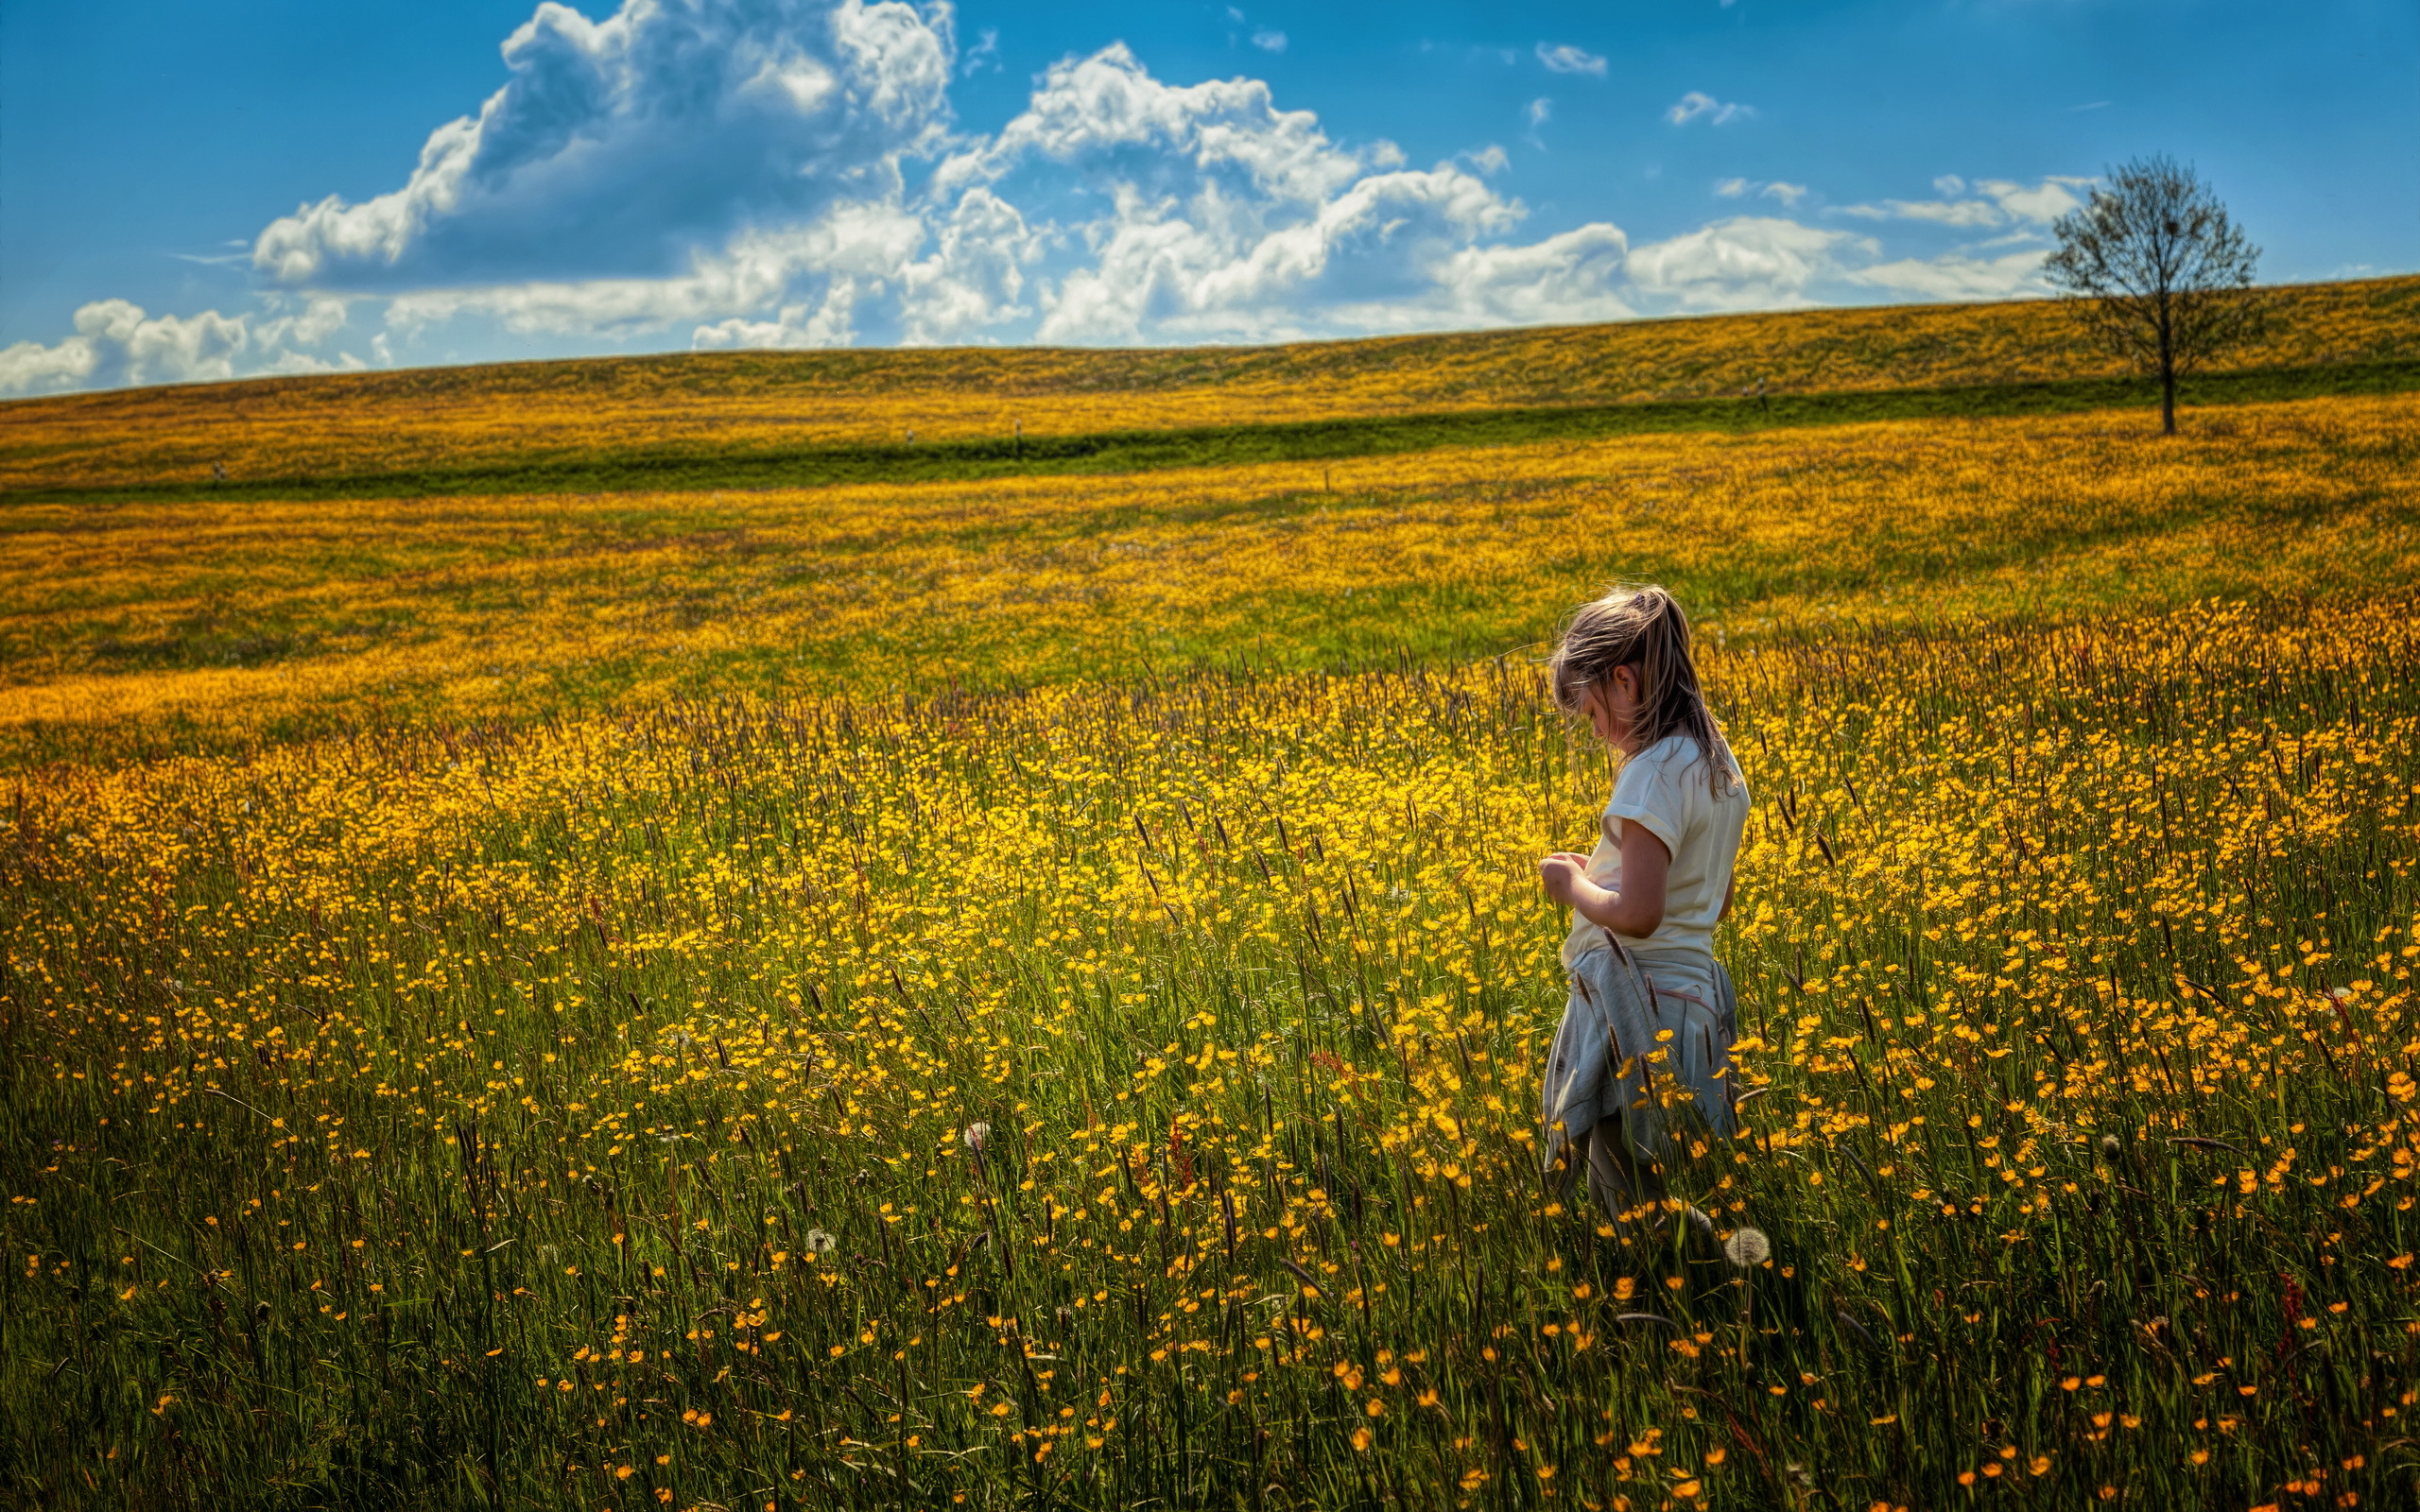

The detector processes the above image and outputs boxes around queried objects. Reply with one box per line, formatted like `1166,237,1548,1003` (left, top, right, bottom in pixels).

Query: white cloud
1034,163,1542,343
258,348,372,376
1976,176,2088,224
931,44,1635,341
1426,223,1634,326
5,5,2102,393
253,0,956,290
1625,216,1868,312
961,26,999,76
1836,175,2089,230
1252,28,1287,53
1666,91,1754,127
940,43,1379,205
254,295,352,352
1881,198,2004,227
1715,178,1808,207
1850,249,2048,301
896,186,1045,342
387,199,930,339
1536,43,1607,77
338,31,1648,352
0,297,367,395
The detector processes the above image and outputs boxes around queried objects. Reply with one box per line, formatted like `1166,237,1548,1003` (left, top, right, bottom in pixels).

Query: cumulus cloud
1624,216,1869,312
4,0,2100,393
298,26,1650,352
1536,43,1606,77
0,296,363,395
253,0,956,290
1426,224,1634,326
1251,28,1287,53
940,43,1386,203
1666,91,1753,127
389,202,929,340
1063,166,1530,340
925,43,1636,342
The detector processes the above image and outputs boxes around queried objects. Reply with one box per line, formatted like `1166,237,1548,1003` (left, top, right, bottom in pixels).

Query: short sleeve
1606,740,1691,858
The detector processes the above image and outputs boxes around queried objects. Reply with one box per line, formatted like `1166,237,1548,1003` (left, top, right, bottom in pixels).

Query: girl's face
1581,665,1643,752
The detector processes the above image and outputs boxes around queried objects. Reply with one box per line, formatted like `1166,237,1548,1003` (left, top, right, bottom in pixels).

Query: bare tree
2043,156,2265,435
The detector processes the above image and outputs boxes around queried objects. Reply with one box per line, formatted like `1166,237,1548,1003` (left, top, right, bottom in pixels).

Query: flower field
6,332,2420,1509
6,389,2414,764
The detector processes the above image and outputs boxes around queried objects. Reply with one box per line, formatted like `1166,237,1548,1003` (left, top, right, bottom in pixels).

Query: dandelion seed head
1724,1227,1771,1268
963,1122,991,1152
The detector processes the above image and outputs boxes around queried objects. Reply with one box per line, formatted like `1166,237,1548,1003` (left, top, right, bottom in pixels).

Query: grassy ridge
9,356,2416,507
4,274,2415,496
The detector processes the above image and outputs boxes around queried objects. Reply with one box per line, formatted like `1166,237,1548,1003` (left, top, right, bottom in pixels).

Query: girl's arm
1540,823,1670,939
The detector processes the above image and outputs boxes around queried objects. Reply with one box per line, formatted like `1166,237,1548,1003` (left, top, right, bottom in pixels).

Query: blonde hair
1547,583,1735,793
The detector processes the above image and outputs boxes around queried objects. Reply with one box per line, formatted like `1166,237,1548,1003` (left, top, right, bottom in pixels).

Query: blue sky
2,0,2411,393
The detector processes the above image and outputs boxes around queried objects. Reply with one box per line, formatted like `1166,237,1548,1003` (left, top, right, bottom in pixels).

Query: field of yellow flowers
7,340,2420,1508
5,388,2414,766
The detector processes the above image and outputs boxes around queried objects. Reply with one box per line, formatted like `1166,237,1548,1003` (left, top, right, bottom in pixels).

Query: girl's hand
1539,852,1591,905
1547,828,1670,938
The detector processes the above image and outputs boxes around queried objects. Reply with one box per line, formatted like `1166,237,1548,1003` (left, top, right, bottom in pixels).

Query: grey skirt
1540,935,1739,1187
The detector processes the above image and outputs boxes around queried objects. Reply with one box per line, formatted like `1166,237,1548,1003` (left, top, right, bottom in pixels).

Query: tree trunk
2157,296,2177,435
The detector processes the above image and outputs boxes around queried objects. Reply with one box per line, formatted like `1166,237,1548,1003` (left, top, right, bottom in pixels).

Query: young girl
1536,584,1750,1221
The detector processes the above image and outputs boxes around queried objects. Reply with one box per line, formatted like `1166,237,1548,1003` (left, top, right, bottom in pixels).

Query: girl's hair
1547,583,1736,792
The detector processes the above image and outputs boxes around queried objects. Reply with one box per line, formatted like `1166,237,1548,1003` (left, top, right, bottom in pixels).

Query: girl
1536,584,1750,1221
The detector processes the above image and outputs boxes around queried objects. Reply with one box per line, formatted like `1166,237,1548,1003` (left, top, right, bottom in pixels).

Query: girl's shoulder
1624,733,1713,782
1613,733,1749,806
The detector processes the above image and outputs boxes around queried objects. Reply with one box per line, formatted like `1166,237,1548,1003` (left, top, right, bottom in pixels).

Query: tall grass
7,595,2417,1508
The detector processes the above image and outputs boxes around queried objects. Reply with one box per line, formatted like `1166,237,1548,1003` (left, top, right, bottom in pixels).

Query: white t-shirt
1559,732,1751,969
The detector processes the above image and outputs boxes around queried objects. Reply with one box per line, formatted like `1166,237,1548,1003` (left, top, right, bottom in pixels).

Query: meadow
6,287,2420,1511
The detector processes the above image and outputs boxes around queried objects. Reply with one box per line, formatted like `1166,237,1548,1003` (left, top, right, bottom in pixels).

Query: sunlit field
5,390,2415,765
3,275,2413,497
7,297,2420,1510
